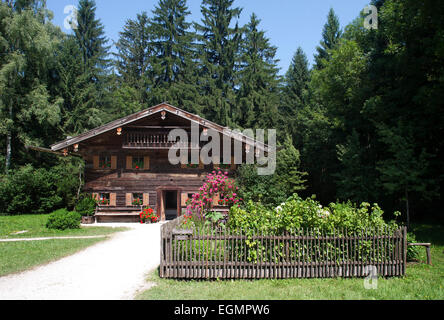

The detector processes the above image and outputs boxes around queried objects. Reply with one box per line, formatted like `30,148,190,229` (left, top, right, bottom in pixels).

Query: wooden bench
408,243,432,265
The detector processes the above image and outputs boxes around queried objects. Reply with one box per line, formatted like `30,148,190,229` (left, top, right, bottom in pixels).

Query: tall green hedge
0,162,82,215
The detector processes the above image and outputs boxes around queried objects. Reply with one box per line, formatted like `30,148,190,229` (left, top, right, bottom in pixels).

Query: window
99,155,112,169
132,193,143,206
132,156,144,170
99,193,110,206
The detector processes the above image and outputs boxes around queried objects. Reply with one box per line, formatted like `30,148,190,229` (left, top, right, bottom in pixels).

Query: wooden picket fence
160,219,407,279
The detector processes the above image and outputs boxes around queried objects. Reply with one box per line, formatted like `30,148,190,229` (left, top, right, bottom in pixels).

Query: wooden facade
51,103,264,222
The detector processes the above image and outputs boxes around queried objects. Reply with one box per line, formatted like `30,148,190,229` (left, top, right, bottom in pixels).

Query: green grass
0,238,105,277
0,214,128,277
136,223,444,300
0,214,128,239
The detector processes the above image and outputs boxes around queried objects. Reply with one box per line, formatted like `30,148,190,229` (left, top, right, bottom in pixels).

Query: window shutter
126,156,132,170
181,193,189,207
144,156,150,170
110,193,117,207
111,156,117,170
93,156,99,169
126,193,132,206
92,193,99,201
143,193,149,206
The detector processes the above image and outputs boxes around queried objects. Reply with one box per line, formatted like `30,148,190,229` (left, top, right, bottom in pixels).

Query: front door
165,190,178,221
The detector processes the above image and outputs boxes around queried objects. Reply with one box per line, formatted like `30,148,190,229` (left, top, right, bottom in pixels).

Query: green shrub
236,138,307,208
228,194,399,234
0,165,62,215
406,232,421,262
75,196,97,217
46,209,81,230
224,195,403,263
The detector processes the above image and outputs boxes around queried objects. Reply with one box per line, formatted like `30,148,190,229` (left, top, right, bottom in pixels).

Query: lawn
136,223,444,300
0,214,127,239
0,238,105,277
0,214,128,277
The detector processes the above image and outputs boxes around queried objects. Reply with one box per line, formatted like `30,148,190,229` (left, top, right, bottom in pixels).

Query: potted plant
139,207,158,224
132,198,143,206
75,196,97,224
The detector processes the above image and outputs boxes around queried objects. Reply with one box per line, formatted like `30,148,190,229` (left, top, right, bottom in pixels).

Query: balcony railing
123,131,199,149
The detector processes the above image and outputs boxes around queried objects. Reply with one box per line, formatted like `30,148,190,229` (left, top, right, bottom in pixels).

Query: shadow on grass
410,222,444,246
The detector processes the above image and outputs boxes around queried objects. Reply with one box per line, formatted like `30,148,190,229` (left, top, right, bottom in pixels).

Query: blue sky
46,0,370,74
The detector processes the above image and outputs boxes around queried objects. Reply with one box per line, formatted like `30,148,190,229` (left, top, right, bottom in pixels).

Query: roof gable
51,103,269,152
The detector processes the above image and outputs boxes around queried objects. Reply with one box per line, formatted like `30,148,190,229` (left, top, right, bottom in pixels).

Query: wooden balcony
123,131,199,150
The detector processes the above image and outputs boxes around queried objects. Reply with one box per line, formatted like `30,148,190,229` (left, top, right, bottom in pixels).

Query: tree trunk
405,188,410,229
5,105,12,174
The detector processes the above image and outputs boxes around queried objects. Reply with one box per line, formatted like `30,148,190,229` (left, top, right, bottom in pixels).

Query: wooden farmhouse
50,103,268,222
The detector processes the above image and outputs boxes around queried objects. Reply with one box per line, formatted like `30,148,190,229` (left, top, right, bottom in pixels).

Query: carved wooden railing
123,131,199,149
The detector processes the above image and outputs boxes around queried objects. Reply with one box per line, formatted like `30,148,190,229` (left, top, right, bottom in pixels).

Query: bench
408,243,432,265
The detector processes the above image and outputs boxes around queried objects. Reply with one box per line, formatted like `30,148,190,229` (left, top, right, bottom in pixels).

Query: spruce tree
314,8,342,70
280,47,310,142
114,12,152,106
74,0,110,80
65,0,111,128
148,0,201,113
57,36,103,134
237,13,280,129
283,47,310,109
195,0,242,126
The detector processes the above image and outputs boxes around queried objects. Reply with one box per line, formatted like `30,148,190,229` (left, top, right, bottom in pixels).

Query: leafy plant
46,209,81,230
186,171,241,222
140,207,158,223
225,194,404,263
75,196,97,217
0,165,63,215
406,232,421,262
205,211,225,225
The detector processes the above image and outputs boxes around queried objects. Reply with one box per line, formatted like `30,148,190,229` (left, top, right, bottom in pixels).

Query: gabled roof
51,103,270,152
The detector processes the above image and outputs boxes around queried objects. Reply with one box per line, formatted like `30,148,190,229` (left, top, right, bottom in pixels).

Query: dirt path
0,223,161,300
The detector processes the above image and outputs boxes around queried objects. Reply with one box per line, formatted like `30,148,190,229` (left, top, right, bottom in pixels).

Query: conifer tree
314,8,342,70
280,47,310,141
195,0,242,126
58,0,112,131
57,36,103,134
74,0,110,80
237,13,280,129
148,0,201,114
114,11,152,106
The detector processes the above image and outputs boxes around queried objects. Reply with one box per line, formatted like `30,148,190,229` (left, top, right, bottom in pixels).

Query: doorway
165,191,178,221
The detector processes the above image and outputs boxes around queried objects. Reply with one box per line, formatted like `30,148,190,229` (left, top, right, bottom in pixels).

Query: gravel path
0,223,161,300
